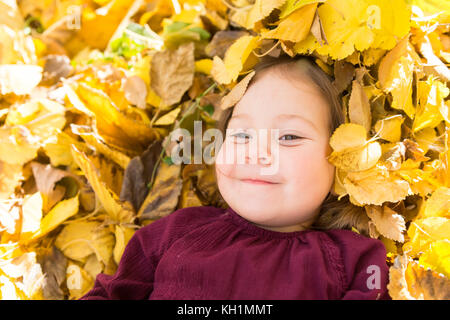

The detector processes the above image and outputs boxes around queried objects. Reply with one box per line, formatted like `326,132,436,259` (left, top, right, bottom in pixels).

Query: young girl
79,55,391,300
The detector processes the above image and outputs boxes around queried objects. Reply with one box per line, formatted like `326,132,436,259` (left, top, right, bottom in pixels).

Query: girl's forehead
229,111,320,133
230,70,331,134
235,73,327,114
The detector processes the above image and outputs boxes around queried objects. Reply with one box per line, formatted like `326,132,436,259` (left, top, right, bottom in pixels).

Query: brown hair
214,54,371,236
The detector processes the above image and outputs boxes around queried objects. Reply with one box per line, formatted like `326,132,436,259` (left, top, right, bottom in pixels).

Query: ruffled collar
223,206,316,240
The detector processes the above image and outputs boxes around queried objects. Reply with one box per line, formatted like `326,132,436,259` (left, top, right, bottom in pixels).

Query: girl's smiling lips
215,166,281,184
240,178,280,185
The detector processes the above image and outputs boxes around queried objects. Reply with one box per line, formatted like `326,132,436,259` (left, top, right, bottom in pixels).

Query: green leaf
165,21,191,34
188,27,211,41
202,104,214,116
162,156,174,165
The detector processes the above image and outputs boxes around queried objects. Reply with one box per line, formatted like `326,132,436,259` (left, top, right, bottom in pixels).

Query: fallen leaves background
0,0,449,300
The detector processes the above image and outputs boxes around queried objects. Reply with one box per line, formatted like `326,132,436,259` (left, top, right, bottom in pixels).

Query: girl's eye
230,132,251,143
280,134,303,141
231,132,303,143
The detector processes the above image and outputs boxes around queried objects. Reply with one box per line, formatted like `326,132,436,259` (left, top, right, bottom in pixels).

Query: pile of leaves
0,0,449,300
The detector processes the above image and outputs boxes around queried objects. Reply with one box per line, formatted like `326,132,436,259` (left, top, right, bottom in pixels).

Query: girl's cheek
279,146,318,177
216,139,247,167
215,142,235,177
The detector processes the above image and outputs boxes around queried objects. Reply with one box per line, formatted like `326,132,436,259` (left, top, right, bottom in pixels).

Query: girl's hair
214,54,371,236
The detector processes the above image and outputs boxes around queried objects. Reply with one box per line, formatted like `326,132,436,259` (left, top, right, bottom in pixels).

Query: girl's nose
245,130,274,166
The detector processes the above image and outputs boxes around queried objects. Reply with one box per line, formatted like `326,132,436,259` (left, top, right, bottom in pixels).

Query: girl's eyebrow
275,114,318,132
228,113,318,132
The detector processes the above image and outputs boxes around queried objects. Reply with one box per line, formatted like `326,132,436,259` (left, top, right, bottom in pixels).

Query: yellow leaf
80,0,138,50
129,55,151,86
66,262,94,300
72,82,162,152
361,47,387,66
278,0,323,19
261,3,318,42
412,76,449,132
343,165,411,206
211,35,261,85
423,187,450,218
328,141,382,172
0,161,23,200
5,99,66,142
0,126,40,165
332,168,348,198
413,127,438,155
83,254,103,280
195,58,213,75
154,106,181,126
312,0,410,60
293,32,321,56
404,217,450,258
71,145,133,223
329,123,367,152
374,115,405,143
43,130,87,168
378,36,420,119
230,0,286,30
113,225,135,264
71,124,131,170
419,240,450,278
394,160,437,198
55,221,115,265
23,195,79,244
220,70,255,110
21,192,43,234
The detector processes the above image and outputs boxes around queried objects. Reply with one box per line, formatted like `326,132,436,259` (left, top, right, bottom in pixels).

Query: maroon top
79,206,391,300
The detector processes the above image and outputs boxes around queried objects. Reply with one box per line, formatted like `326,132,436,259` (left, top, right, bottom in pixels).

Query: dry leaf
365,205,406,242
150,42,195,107
220,70,255,110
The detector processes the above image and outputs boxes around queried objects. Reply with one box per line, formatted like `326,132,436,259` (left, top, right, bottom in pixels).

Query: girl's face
215,67,336,232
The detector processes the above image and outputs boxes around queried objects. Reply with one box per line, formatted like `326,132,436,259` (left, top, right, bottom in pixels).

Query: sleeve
78,227,156,300
326,230,391,300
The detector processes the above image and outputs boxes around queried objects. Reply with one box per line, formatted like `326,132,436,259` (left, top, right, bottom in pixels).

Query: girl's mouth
240,178,279,185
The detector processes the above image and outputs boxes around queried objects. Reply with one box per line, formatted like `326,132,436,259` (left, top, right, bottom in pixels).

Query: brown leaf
37,246,67,300
41,55,73,85
150,42,195,107
388,255,450,300
332,59,354,94
137,162,182,222
365,204,406,242
30,162,81,213
120,141,163,213
403,139,431,162
348,80,372,133
122,75,148,109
